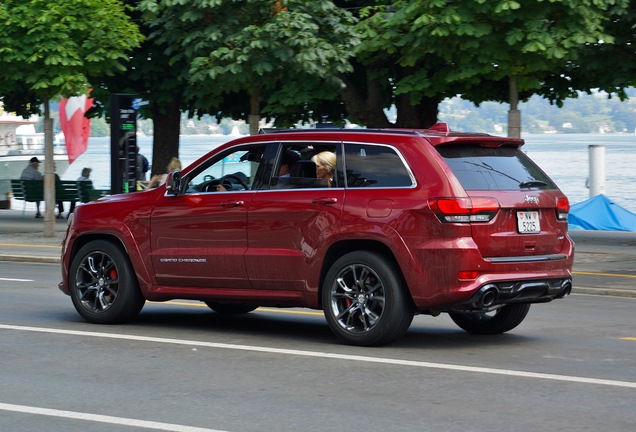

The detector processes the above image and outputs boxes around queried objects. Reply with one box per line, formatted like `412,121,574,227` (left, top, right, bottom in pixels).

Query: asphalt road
1,261,635,432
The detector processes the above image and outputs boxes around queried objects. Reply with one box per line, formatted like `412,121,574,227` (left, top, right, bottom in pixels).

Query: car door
245,141,344,294
150,144,266,289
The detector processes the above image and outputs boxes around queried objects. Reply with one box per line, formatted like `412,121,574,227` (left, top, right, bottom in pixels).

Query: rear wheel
69,240,145,324
205,302,258,315
449,304,531,335
322,251,414,346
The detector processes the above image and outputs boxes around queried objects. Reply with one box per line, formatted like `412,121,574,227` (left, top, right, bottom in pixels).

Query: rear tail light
458,271,479,280
428,197,500,223
556,197,570,221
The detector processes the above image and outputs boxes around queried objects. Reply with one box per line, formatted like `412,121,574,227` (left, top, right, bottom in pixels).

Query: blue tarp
568,194,636,232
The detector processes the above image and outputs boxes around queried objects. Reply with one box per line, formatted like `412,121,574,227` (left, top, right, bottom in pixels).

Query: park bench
10,179,26,202
11,179,43,216
19,180,80,202
12,179,80,216
77,181,109,203
12,179,110,215
56,180,81,203
18,179,44,203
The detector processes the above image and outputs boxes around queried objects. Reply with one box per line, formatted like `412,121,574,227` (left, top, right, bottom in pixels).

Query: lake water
521,133,635,212
59,133,636,212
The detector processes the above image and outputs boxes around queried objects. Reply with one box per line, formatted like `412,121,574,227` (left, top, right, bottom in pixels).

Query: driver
215,172,249,192
215,150,297,191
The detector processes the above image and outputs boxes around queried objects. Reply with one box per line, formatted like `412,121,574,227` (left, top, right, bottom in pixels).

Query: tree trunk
338,74,392,128
248,86,262,136
150,100,181,177
338,69,440,129
395,93,440,129
508,75,521,138
43,99,55,237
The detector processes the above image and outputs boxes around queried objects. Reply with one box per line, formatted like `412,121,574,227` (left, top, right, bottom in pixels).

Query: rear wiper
519,180,548,188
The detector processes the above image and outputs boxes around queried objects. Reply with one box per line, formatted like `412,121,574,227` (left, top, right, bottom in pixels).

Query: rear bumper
405,236,574,309
450,277,572,311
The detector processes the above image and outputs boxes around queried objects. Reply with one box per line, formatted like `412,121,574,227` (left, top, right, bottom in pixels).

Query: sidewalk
1,207,635,297
0,208,68,263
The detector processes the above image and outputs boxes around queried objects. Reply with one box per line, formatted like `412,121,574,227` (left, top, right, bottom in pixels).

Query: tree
541,2,635,102
0,0,143,235
341,0,630,135
140,0,358,135
83,0,189,178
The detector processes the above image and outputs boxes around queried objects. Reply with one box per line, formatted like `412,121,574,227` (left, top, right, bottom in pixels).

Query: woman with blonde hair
149,157,182,188
311,151,336,187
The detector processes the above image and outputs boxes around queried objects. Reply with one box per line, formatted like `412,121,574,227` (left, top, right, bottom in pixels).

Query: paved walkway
1,208,635,297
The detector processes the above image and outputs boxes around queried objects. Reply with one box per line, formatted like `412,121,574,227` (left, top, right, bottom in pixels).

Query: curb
573,287,636,298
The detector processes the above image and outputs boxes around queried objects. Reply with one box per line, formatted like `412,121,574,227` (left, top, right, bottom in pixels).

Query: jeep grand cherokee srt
59,124,574,346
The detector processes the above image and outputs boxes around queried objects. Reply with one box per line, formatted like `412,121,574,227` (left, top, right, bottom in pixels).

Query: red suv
59,124,574,346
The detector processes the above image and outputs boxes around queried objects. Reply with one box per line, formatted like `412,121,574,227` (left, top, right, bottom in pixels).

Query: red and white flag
59,93,94,164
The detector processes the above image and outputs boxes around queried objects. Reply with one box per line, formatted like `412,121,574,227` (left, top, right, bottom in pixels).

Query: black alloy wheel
69,240,145,324
322,251,414,346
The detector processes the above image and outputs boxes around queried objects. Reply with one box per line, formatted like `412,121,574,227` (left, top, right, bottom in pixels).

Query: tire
205,302,258,315
69,239,145,324
449,303,531,335
322,251,414,346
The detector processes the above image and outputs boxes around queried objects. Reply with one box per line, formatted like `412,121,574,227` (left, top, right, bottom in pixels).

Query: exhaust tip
478,285,498,308
558,280,572,298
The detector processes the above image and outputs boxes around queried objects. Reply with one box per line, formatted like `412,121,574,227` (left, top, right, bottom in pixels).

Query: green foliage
354,0,630,107
0,0,143,115
4,0,630,133
139,0,358,125
541,1,635,103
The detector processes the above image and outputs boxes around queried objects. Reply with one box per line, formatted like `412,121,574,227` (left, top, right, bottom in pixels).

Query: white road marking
0,402,226,431
2,323,636,389
0,277,33,282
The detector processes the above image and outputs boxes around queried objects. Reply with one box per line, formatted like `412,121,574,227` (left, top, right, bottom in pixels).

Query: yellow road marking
257,307,323,317
573,271,636,279
621,337,636,341
0,243,60,249
150,301,324,317
153,301,206,308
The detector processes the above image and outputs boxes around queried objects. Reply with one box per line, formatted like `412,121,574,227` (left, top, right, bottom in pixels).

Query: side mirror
165,171,182,195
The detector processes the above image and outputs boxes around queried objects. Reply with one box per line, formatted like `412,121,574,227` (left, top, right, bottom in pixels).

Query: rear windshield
437,144,557,191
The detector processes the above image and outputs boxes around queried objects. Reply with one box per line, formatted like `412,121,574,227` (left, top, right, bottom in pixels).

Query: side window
270,142,338,189
344,143,413,188
185,144,266,193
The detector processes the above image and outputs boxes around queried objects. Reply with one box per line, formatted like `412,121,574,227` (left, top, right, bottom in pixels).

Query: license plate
517,211,540,234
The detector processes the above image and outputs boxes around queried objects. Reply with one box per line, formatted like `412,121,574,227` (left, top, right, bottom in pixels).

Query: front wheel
69,240,145,324
448,304,531,335
322,251,414,346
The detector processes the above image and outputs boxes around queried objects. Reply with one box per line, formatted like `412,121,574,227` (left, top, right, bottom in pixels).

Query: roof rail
258,127,421,135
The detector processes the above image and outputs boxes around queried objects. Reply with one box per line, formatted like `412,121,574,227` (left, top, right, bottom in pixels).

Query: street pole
507,75,521,139
588,144,606,197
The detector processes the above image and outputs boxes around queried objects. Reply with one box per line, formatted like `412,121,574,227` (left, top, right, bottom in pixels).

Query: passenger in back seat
312,151,336,187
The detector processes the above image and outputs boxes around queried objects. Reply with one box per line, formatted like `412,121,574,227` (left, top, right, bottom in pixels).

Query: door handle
312,197,338,205
220,200,245,208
